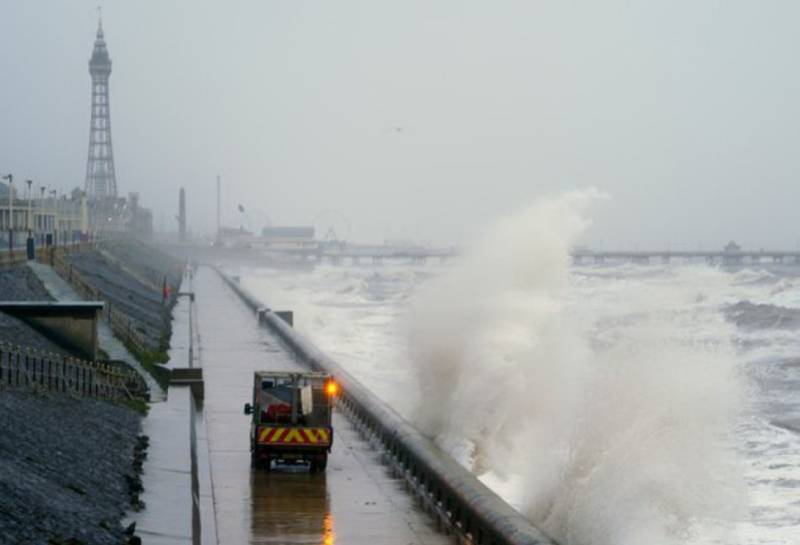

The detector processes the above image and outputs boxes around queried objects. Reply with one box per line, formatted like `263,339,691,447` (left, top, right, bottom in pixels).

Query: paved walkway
196,267,449,545
27,261,165,401
127,387,194,545
166,271,195,370
126,269,216,545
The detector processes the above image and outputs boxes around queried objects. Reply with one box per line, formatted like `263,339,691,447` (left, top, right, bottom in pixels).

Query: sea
230,195,800,545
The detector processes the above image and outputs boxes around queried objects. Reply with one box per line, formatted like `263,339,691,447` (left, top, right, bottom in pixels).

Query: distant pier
571,242,800,265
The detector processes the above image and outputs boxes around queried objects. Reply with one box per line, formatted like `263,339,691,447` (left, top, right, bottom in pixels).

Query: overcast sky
1,1,799,248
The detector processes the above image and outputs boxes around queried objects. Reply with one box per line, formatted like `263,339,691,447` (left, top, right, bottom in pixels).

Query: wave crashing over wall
409,190,745,545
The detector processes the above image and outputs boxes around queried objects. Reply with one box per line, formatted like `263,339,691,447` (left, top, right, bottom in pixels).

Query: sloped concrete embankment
2,244,203,544
0,260,149,544
99,239,183,293
56,240,184,389
0,390,144,545
0,266,73,355
28,260,165,402
0,244,179,544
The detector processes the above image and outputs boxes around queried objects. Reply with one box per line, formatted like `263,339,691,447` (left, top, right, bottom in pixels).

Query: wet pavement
195,267,450,545
125,269,215,545
165,269,196,370
128,386,193,545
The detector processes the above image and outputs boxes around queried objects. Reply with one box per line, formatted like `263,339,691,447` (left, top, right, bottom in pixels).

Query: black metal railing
0,341,148,401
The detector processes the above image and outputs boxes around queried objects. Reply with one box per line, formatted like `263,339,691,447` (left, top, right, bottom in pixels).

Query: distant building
213,226,255,248
261,226,317,251
262,226,314,240
723,241,741,253
0,188,87,247
126,193,153,238
220,226,253,237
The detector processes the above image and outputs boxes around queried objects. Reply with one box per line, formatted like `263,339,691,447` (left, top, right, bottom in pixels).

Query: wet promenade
194,267,450,544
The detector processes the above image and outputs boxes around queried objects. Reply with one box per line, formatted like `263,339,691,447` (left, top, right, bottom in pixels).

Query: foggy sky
2,1,800,249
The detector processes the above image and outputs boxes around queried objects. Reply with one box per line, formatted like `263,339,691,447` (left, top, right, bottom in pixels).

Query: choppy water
230,192,799,545
234,261,800,545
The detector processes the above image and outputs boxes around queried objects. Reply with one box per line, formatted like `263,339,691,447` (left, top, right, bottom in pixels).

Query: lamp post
39,186,45,246
25,180,34,259
2,174,13,252
25,180,32,234
50,189,58,246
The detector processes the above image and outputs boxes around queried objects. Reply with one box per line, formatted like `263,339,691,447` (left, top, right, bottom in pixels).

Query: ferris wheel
312,210,351,244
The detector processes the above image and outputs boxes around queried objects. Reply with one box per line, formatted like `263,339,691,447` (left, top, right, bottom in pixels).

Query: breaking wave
408,190,746,545
725,301,800,331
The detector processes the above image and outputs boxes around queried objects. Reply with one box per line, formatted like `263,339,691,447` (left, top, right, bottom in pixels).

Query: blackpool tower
84,15,118,201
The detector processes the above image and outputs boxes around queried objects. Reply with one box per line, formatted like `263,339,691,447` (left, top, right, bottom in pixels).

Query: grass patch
123,338,171,391
120,397,150,416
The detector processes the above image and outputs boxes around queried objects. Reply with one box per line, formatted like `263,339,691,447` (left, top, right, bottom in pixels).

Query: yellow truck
244,371,336,472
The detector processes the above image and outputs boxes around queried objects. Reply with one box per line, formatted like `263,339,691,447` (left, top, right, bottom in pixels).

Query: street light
39,186,45,245
25,180,32,235
24,179,34,259
2,174,13,252
50,189,58,246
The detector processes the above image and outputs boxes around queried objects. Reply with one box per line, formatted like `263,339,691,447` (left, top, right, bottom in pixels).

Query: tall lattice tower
84,15,118,201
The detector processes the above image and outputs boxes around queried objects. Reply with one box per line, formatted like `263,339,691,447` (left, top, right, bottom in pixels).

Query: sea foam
407,190,746,545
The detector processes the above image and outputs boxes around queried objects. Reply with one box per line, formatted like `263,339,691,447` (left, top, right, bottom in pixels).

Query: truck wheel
252,449,269,471
310,454,328,473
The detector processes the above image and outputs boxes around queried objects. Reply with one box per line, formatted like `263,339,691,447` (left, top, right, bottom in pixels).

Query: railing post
64,359,71,394
23,350,29,387
58,359,64,393
0,348,6,386
13,352,20,388
72,363,78,396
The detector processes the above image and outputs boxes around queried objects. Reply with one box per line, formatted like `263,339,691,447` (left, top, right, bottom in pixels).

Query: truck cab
244,371,336,472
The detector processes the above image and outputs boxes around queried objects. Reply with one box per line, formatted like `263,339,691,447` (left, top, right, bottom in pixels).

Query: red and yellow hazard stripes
258,427,331,446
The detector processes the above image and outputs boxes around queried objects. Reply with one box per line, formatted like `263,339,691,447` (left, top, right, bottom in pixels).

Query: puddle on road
250,469,333,544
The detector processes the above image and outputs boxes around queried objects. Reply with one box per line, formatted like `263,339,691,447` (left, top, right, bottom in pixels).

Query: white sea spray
407,190,746,545
238,196,800,544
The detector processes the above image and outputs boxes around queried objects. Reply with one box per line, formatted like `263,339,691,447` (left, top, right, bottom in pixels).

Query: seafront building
0,15,153,250
0,182,86,249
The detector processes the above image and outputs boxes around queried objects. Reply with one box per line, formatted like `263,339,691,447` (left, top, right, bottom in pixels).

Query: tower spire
84,10,117,203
